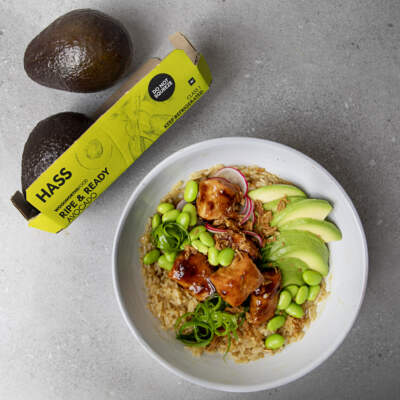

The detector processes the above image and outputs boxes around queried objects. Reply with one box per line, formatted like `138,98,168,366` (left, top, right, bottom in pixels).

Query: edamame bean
308,285,321,301
152,214,161,230
286,285,299,297
164,251,177,263
267,315,286,332
189,225,206,241
184,180,199,203
199,231,215,247
157,255,174,271
143,249,161,265
295,285,309,305
218,248,235,266
157,202,174,214
265,334,285,350
176,212,190,230
162,209,180,222
303,270,322,286
286,303,304,319
182,204,197,226
277,290,292,310
208,247,220,266
192,240,208,255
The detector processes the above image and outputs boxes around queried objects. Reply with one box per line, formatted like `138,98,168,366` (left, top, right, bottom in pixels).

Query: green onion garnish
174,295,245,356
152,222,189,252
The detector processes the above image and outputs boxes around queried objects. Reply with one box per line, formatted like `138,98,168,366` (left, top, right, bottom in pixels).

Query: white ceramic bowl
112,138,368,392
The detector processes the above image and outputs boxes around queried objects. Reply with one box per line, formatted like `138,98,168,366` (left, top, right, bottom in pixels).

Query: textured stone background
0,0,399,399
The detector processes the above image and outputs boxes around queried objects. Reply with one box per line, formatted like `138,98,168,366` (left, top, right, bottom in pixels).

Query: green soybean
277,290,292,310
286,285,299,297
303,270,322,286
157,255,174,271
308,285,321,301
199,231,215,247
157,202,174,214
267,316,286,332
164,251,178,263
265,334,285,350
182,204,197,226
208,247,220,266
143,249,161,265
162,209,180,222
192,240,208,255
189,225,206,241
295,285,309,305
286,303,304,319
184,180,199,202
176,212,190,230
218,248,235,266
152,214,161,230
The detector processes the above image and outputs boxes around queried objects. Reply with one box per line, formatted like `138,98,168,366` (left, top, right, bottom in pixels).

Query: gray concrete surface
1,0,399,399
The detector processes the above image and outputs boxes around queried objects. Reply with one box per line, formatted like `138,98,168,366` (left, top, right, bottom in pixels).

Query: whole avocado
21,112,93,195
24,9,133,92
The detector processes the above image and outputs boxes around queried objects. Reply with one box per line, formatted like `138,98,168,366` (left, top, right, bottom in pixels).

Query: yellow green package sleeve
25,49,211,233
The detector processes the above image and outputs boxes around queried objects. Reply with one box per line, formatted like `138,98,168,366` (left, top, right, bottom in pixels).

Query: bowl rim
112,137,368,392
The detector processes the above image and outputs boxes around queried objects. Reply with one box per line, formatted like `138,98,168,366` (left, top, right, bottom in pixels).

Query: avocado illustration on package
75,135,114,170
110,93,172,161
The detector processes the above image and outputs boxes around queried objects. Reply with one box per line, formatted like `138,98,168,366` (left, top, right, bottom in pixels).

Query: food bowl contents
24,9,133,93
139,164,342,362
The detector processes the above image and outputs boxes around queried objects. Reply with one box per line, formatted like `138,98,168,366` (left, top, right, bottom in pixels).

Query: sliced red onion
240,197,254,225
212,167,248,196
239,195,251,215
205,223,228,233
244,230,263,247
176,199,187,211
206,278,216,296
249,211,254,223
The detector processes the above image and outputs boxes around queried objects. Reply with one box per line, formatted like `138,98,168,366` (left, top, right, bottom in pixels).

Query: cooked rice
140,165,329,363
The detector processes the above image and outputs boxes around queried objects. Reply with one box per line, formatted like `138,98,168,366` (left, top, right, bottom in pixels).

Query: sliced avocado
263,196,305,212
275,248,328,276
263,230,329,276
280,218,342,242
248,184,306,203
275,258,308,287
265,230,329,263
271,199,332,227
24,9,133,93
21,112,93,194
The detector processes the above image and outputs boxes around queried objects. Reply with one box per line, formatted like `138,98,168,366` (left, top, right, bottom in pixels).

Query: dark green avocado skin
24,9,133,92
21,112,93,195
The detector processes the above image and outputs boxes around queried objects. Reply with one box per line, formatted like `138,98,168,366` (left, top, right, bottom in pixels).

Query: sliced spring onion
152,222,189,252
175,295,245,356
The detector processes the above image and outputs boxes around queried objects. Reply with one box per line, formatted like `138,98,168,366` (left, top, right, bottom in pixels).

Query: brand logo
148,73,175,101
34,168,72,203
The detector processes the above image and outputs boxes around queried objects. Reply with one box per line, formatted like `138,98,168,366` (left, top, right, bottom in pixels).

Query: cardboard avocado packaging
11,33,212,233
